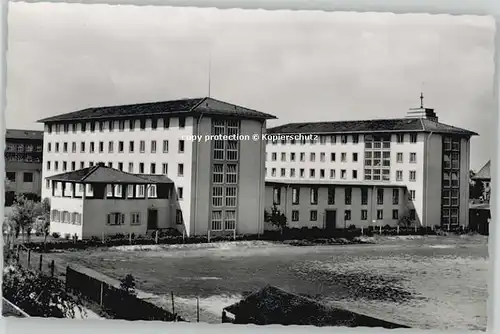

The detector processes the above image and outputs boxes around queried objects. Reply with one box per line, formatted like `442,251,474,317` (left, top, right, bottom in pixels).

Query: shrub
52,232,60,239
64,233,71,240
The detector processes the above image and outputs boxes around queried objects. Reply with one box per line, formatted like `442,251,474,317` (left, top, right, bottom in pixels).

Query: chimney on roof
97,162,105,167
405,92,438,122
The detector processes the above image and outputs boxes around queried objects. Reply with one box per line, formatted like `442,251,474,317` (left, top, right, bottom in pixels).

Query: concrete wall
422,133,443,227
82,198,171,239
237,120,266,234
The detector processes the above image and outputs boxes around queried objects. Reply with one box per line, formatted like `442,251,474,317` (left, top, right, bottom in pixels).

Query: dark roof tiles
267,118,477,136
46,165,173,184
38,97,276,123
473,160,491,180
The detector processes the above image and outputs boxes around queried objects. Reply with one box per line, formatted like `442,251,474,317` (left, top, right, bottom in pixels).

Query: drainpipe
193,113,204,237
258,121,265,236
424,131,433,228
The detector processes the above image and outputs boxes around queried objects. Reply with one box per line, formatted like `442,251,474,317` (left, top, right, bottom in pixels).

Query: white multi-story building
38,97,276,237
264,105,477,229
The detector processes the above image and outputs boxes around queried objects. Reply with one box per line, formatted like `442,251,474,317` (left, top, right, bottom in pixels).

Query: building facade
264,106,477,229
5,129,44,199
39,97,275,237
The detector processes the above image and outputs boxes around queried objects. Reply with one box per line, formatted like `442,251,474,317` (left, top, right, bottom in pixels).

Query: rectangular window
309,169,315,178
377,188,384,205
90,122,96,132
99,141,104,153
129,141,134,153
310,188,318,205
23,172,33,183
300,153,305,162
396,170,403,181
55,142,60,152
392,189,399,205
139,140,145,153
224,210,236,230
341,153,347,162
290,168,296,177
107,212,125,225
409,190,416,201
151,140,157,153
292,188,300,205
179,140,185,153
89,142,95,153
410,152,417,163
271,168,276,177
109,121,114,132
161,163,168,174
292,210,299,222
410,134,417,143
176,209,183,225
327,187,335,205
300,169,305,178
178,163,184,176
119,120,125,131
290,152,296,161
139,163,144,174
147,185,157,198
212,186,223,207
224,164,237,183
225,187,237,207
345,187,352,205
71,142,76,153
410,171,416,181
397,153,403,163
396,134,404,143
310,153,316,162
129,120,135,131
352,153,358,162
118,162,123,171
71,161,76,171
320,169,325,179
178,117,185,128
361,188,368,205
392,210,399,220
128,162,134,173
163,140,169,153
320,152,326,162
310,210,318,221
361,210,368,220
352,134,359,144
344,210,351,221
213,164,224,183
114,184,122,197
281,152,286,161
150,163,156,174
211,211,222,231
341,169,347,179
330,169,336,179
352,170,358,179
131,213,141,225
341,135,348,144
377,210,384,220
46,161,51,171
99,121,104,132
163,118,170,129
330,135,336,144
273,187,281,205
108,141,114,153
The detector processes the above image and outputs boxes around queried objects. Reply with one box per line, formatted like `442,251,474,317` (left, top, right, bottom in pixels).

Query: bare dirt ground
47,235,488,330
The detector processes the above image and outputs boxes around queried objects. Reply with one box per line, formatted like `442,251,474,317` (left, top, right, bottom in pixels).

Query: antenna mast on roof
420,81,425,108
208,49,212,98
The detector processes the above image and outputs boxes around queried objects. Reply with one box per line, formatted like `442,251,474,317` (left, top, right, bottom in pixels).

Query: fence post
171,291,175,320
155,231,159,244
360,226,364,235
39,254,43,271
197,297,200,322
233,229,236,241
27,249,31,268
379,225,382,235
397,225,400,234
129,232,132,245
207,230,211,243
102,232,105,244
100,282,104,306
50,260,55,277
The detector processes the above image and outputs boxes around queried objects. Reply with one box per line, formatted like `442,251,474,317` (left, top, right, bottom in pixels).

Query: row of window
48,181,184,200
290,208,415,222
266,167,418,182
106,212,142,226
267,151,417,164
6,143,43,152
6,172,34,183
51,210,82,225
5,153,42,163
273,187,413,206
267,133,418,145
47,117,186,134
46,160,182,176
47,139,185,155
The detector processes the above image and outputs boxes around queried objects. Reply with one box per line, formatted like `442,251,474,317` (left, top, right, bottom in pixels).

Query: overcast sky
6,2,496,170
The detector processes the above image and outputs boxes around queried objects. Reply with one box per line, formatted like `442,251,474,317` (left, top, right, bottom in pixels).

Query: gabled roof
46,165,173,184
473,160,491,180
267,118,478,137
223,285,409,328
6,129,44,140
37,97,276,123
